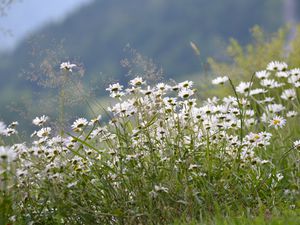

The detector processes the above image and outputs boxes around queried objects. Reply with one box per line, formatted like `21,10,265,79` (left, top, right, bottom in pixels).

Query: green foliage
206,25,300,96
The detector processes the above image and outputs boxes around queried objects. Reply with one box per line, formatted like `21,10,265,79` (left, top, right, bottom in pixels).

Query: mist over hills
0,0,289,123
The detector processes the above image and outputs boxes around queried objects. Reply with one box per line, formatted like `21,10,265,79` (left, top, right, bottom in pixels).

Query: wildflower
293,140,300,150
72,118,88,131
0,146,17,163
109,91,125,99
89,115,102,125
255,70,270,79
33,115,49,126
266,61,288,71
106,83,123,93
267,104,285,113
67,181,78,188
257,97,274,104
37,127,52,138
244,132,271,147
156,82,171,91
281,89,296,101
288,74,300,84
178,88,194,99
8,121,18,128
60,61,76,72
269,116,286,129
249,88,267,96
276,173,284,181
129,77,145,86
275,71,289,78
212,76,229,85
286,111,298,118
2,128,18,136
236,82,252,94
178,80,193,89
289,68,300,76
260,79,284,88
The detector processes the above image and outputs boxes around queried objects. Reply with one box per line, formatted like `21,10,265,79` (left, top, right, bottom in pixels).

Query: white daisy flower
8,121,19,128
178,89,194,99
260,79,284,88
288,75,300,84
267,104,285,113
212,76,229,85
266,61,288,71
178,81,193,89
37,127,52,138
60,61,76,72
255,70,270,79
257,97,274,104
249,88,267,96
4,128,18,136
269,116,286,129
129,77,145,86
281,89,296,101
72,118,89,131
289,68,300,76
236,82,252,94
276,173,284,181
33,115,49,126
106,83,123,93
0,146,17,163
275,71,289,78
156,83,171,91
89,115,102,125
110,91,125,99
293,140,300,149
286,111,298,118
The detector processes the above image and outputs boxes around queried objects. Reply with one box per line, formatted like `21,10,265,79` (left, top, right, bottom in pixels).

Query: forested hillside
0,0,289,123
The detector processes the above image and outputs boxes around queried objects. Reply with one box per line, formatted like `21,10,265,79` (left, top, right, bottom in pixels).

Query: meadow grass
0,61,299,224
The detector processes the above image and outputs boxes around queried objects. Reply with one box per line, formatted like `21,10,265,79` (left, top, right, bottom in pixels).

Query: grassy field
0,61,299,224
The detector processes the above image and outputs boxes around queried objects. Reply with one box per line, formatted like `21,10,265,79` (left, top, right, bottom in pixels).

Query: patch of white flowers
0,61,299,221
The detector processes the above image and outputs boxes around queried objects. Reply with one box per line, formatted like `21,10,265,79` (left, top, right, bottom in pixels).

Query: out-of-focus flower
0,146,17,163
72,118,89,131
286,111,298,118
37,127,52,138
293,140,300,150
129,77,145,87
266,61,288,71
60,61,76,72
33,115,49,126
281,89,296,101
212,76,229,85
255,70,270,79
236,82,252,94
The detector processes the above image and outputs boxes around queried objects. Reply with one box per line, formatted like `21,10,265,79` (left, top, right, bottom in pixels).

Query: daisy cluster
0,61,299,223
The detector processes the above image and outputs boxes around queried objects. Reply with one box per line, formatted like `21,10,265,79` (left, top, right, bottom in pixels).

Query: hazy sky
0,0,91,52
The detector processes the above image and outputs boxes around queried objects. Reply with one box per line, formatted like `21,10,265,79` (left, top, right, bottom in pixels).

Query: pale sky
0,0,91,52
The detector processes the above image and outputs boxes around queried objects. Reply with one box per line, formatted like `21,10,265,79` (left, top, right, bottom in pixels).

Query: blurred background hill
0,0,298,131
